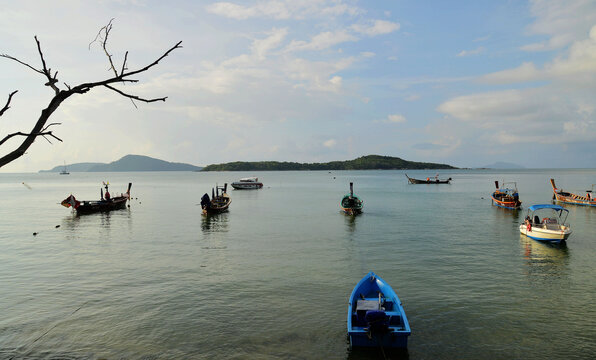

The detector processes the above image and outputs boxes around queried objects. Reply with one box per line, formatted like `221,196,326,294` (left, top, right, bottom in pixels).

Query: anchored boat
341,182,363,215
550,179,596,207
231,177,263,190
201,183,231,214
61,182,131,215
520,204,572,243
491,181,521,209
347,271,411,349
406,174,451,184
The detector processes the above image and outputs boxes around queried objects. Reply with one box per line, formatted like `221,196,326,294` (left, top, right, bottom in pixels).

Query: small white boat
520,204,572,243
231,177,263,190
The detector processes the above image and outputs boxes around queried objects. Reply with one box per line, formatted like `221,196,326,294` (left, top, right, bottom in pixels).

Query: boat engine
200,193,211,209
365,310,389,338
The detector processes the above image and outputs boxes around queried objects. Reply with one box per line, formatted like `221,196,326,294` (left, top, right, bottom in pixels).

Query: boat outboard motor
365,310,389,339
200,194,211,209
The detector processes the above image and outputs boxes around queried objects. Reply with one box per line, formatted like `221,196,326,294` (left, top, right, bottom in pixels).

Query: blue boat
347,272,411,349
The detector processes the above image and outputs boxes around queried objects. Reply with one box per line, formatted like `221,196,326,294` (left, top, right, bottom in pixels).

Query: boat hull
341,194,363,215
76,196,128,215
491,196,521,210
553,193,596,207
231,182,263,190
519,224,571,243
203,194,232,214
347,272,410,349
550,178,596,207
406,174,451,184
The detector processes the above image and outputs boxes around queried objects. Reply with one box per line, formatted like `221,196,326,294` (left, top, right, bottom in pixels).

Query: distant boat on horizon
59,161,69,175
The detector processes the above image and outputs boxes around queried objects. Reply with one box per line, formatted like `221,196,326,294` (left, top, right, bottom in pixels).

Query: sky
1,0,596,172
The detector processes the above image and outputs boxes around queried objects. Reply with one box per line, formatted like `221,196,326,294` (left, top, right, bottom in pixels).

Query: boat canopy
239,177,258,182
528,204,568,212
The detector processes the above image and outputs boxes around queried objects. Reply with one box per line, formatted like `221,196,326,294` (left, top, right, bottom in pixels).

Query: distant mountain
40,155,202,172
480,161,525,169
201,155,457,171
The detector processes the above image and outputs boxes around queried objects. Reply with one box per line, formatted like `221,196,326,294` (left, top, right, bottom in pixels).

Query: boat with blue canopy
347,271,411,349
520,204,571,243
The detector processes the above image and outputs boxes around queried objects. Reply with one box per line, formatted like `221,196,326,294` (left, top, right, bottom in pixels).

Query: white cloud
206,1,361,20
285,30,358,52
285,57,355,92
351,20,400,36
387,114,406,123
483,26,596,86
252,28,288,60
521,0,596,51
323,139,337,148
206,2,288,20
457,46,485,57
481,62,541,84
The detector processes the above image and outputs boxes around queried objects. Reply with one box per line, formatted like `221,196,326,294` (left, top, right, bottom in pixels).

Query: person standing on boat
104,183,111,201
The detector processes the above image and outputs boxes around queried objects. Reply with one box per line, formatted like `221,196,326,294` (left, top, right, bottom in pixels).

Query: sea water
1,169,595,359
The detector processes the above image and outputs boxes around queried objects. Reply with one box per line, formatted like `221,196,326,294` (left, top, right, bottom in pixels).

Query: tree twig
0,90,18,117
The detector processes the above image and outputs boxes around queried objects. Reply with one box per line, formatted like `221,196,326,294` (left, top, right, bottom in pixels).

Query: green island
201,155,457,171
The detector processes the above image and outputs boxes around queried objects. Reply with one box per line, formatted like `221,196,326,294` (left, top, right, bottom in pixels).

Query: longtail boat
491,181,522,209
201,183,231,214
347,271,411,349
406,174,451,184
61,182,131,215
550,179,596,207
341,182,363,215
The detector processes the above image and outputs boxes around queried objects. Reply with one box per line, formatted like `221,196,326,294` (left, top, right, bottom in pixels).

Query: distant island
40,155,202,172
201,155,456,171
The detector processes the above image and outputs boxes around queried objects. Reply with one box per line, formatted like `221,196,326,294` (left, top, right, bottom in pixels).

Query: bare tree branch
0,128,63,147
0,90,18,117
104,84,167,103
0,20,182,168
34,36,60,94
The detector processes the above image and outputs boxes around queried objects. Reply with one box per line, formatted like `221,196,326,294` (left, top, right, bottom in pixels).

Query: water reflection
344,212,359,232
520,235,569,279
347,347,409,360
60,208,131,236
201,213,230,233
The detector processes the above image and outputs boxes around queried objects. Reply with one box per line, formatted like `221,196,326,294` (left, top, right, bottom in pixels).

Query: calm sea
1,169,595,359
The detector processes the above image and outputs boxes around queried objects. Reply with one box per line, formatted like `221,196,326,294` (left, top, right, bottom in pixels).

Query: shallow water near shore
1,169,595,359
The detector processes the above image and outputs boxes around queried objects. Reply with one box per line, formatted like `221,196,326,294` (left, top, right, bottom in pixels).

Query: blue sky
1,0,595,172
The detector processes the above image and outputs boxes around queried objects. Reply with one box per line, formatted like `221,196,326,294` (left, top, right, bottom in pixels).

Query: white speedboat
231,177,263,190
520,204,571,243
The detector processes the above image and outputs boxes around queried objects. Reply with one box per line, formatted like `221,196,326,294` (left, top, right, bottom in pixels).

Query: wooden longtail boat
491,181,521,209
550,179,596,207
341,182,363,215
520,204,572,243
348,271,411,349
405,174,452,184
61,183,131,215
201,183,231,214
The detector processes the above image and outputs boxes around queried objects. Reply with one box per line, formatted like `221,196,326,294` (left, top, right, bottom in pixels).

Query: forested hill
201,155,456,171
